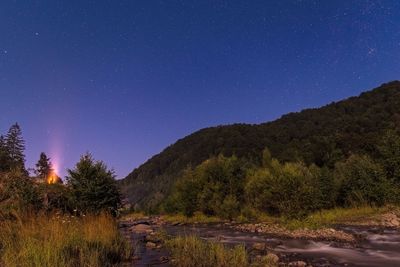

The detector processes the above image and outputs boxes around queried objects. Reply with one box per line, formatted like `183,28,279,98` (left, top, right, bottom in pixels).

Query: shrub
334,154,394,206
245,161,322,218
165,155,246,218
0,170,41,214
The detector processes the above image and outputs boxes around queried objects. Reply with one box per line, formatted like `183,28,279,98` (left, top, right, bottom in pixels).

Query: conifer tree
66,153,121,215
0,135,11,172
35,152,53,179
5,123,26,172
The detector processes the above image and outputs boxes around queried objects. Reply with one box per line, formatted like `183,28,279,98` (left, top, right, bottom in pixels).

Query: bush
37,183,74,213
245,161,322,218
218,195,240,220
334,154,394,206
165,155,246,218
0,170,41,214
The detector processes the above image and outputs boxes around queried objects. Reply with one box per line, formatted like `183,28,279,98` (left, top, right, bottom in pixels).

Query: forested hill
119,81,400,209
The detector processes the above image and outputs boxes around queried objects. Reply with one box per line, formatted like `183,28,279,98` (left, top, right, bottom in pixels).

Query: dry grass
281,206,393,230
162,212,223,224
165,235,278,267
0,212,131,267
166,235,248,267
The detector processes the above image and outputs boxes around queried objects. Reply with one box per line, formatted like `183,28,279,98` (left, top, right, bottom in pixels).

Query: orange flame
47,170,60,184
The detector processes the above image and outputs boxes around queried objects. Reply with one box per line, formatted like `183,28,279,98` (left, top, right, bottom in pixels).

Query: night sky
1,1,399,178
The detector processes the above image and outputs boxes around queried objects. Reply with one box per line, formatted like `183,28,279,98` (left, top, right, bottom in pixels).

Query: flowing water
121,222,400,267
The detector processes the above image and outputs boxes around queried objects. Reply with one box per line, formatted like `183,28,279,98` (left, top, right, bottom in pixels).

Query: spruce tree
5,123,26,172
0,135,11,172
66,153,121,215
35,152,53,179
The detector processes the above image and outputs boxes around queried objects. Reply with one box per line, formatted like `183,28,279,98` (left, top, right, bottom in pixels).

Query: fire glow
47,170,59,184
47,133,62,184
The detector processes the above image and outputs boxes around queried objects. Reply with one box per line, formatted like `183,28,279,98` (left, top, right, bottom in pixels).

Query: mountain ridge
119,81,400,210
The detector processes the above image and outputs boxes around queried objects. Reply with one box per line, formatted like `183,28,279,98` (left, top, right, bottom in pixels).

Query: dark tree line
164,130,400,219
0,123,121,216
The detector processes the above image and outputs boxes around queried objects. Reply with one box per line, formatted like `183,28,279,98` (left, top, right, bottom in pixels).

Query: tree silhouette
35,152,53,180
5,123,26,172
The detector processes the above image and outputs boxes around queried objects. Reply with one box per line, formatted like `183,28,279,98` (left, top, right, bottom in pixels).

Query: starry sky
0,1,399,178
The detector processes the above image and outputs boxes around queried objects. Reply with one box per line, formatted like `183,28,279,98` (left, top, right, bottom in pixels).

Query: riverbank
120,206,400,266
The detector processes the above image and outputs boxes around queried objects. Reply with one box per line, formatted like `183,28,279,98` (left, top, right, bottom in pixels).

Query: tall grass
0,212,131,267
165,235,277,267
166,235,247,267
163,212,223,224
282,206,391,230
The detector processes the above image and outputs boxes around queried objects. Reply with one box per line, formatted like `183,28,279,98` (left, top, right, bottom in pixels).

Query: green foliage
66,153,121,215
334,155,394,206
165,155,246,218
66,153,121,217
0,170,42,213
218,194,240,220
377,130,400,183
245,161,322,218
37,183,73,213
120,81,400,210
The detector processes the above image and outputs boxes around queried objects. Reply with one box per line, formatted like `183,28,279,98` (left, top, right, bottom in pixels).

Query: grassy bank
282,205,395,230
124,205,397,230
165,235,277,267
0,212,131,267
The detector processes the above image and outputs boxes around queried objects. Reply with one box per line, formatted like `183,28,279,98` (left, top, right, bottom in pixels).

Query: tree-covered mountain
119,81,400,210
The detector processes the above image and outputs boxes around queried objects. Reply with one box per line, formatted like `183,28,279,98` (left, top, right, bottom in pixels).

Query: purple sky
1,1,399,178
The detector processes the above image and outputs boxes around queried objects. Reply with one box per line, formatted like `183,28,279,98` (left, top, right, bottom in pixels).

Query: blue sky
0,0,399,178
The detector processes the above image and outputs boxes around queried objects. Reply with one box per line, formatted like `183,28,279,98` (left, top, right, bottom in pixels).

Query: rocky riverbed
120,212,400,267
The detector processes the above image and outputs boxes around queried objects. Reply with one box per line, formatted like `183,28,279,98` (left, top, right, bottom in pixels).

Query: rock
252,242,267,251
132,220,150,226
265,253,279,264
145,234,160,243
159,256,169,263
288,260,307,267
382,213,400,227
146,241,157,248
130,224,153,233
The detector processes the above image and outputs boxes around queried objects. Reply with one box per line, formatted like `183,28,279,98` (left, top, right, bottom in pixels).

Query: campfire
47,170,61,184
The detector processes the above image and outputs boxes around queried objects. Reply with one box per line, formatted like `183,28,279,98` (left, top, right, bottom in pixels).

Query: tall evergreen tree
35,152,53,179
5,123,26,172
0,135,11,172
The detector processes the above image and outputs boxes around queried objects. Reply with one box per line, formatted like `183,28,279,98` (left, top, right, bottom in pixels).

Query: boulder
130,224,153,233
252,242,267,251
146,241,157,249
382,213,400,227
265,253,279,264
288,260,307,267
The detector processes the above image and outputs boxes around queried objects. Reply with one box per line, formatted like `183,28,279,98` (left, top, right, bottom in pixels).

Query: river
120,221,400,267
